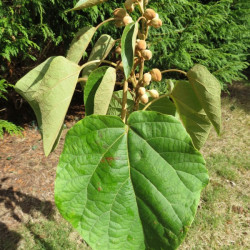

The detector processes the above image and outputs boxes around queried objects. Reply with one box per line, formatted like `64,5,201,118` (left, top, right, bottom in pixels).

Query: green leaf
171,81,212,150
15,56,80,156
55,111,208,249
187,64,221,134
121,22,138,79
81,34,115,81
66,26,96,64
141,95,177,116
107,90,135,117
71,0,108,11
84,66,116,116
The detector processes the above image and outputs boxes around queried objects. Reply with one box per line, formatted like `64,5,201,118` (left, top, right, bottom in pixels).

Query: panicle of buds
143,73,152,86
140,94,149,104
150,68,162,81
141,49,152,60
148,89,159,99
138,87,146,96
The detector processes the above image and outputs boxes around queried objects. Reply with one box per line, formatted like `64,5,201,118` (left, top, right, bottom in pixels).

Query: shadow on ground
0,177,54,249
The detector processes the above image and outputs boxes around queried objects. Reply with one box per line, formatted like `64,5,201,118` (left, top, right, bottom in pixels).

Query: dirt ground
0,82,249,249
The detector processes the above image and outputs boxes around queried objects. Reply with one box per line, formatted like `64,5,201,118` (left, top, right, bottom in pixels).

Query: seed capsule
149,18,162,28
141,49,152,60
140,94,149,104
138,87,146,96
123,16,133,25
148,89,159,99
137,40,147,50
143,73,152,86
143,9,157,20
150,68,162,81
113,8,127,19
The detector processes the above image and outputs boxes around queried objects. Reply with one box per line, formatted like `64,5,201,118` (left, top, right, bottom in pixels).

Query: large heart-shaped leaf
55,111,208,249
71,0,108,11
121,22,138,79
187,64,221,134
81,34,115,81
15,56,80,156
84,66,116,116
171,80,212,150
66,26,96,64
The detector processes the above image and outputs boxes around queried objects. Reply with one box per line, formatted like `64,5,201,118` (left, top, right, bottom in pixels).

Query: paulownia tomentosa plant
15,0,222,249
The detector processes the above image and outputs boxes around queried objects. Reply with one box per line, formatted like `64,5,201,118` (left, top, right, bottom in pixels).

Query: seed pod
113,8,127,19
148,89,159,99
140,94,149,104
149,18,162,28
141,49,152,60
143,9,157,20
143,73,152,86
150,68,162,81
123,16,133,25
138,87,146,96
137,40,147,50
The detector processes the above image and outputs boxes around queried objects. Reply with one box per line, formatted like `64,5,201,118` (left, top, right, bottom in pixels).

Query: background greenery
0,0,249,88
0,0,249,137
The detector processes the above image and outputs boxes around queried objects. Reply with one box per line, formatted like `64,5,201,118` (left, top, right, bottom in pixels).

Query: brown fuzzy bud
115,20,124,27
150,68,162,81
124,0,133,11
149,18,162,28
138,87,146,96
141,49,152,60
115,46,121,54
137,40,147,50
113,8,127,19
123,16,133,25
143,73,152,86
148,89,159,99
140,94,149,104
143,9,157,20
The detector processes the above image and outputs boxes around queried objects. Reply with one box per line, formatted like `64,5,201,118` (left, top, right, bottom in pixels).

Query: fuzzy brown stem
161,69,187,76
121,80,128,123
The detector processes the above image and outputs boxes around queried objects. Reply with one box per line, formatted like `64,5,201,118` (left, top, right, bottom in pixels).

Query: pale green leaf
121,22,138,79
66,26,96,64
71,0,108,11
55,111,208,249
171,80,212,150
84,66,116,116
107,90,135,117
81,34,115,81
15,56,80,156
187,64,221,134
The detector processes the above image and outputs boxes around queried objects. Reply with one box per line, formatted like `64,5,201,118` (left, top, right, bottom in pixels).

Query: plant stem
80,60,117,71
142,94,170,111
121,80,128,123
161,69,187,76
96,18,115,30
77,77,88,83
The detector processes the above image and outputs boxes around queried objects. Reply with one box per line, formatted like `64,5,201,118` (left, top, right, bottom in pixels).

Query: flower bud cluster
143,9,162,28
113,8,133,27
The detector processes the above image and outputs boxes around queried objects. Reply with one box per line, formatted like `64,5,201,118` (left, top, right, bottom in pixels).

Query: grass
3,85,250,249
